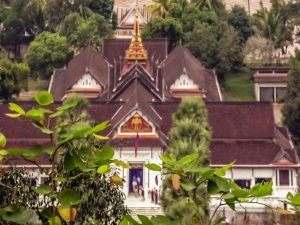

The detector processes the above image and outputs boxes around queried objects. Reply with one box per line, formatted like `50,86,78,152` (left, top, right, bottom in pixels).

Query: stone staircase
129,205,164,220
126,197,164,220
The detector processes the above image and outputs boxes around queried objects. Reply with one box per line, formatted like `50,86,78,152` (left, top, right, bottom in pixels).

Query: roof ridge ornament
124,0,148,62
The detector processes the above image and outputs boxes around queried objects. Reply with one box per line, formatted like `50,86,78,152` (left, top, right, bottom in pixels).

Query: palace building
0,0,299,221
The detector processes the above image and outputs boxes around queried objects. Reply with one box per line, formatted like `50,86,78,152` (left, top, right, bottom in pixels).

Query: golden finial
125,0,148,62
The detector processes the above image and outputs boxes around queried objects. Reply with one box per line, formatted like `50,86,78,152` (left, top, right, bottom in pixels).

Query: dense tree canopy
191,0,225,16
24,32,70,79
0,57,30,100
252,0,293,53
226,5,251,44
142,17,183,51
282,50,300,151
59,13,113,52
185,20,243,80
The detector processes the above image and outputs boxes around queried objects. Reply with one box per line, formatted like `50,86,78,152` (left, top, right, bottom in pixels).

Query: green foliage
191,0,226,16
111,11,118,30
59,13,113,52
0,205,35,225
142,17,183,51
0,58,30,100
226,5,251,44
121,158,274,225
161,98,211,225
185,20,243,81
0,92,128,224
43,0,73,31
252,0,293,51
147,0,173,18
88,0,114,20
61,172,128,225
0,169,40,224
0,12,25,49
282,50,300,150
24,32,70,79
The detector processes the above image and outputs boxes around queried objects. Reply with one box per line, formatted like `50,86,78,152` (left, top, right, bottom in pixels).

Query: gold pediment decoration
120,113,152,133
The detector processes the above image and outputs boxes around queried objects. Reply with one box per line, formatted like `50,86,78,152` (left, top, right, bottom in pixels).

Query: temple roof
0,102,297,166
49,46,110,100
162,46,222,101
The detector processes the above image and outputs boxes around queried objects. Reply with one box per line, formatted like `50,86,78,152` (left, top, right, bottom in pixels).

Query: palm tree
148,0,173,18
191,0,225,16
252,5,292,51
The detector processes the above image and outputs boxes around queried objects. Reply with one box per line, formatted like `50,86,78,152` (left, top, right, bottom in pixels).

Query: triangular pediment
272,151,295,165
72,73,102,89
170,68,199,90
117,111,156,137
119,8,147,27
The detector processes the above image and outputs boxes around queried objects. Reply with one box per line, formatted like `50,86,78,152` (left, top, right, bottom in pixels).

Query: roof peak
124,0,148,62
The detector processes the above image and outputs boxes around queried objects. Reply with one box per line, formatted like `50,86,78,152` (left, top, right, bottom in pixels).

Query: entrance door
129,164,143,193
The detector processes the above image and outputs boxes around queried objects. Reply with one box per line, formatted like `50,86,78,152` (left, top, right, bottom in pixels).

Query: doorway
129,164,143,193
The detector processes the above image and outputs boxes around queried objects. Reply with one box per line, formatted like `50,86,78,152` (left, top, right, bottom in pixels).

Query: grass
28,79,49,91
222,67,255,101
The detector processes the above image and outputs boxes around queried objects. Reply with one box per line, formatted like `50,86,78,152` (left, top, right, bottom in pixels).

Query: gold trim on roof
125,0,148,61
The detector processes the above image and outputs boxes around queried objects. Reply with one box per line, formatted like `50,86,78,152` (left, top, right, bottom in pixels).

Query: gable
170,68,199,90
72,73,102,89
120,112,153,133
117,111,156,137
119,8,148,27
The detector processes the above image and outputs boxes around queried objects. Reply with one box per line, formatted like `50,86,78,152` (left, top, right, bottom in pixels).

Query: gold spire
125,0,148,62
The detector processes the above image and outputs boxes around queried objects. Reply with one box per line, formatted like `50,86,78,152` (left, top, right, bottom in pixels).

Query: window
279,170,290,186
255,178,271,184
259,87,287,102
234,179,251,189
275,87,286,102
260,87,274,102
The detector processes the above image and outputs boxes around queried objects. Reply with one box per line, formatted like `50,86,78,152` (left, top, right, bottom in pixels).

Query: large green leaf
114,160,131,169
90,121,110,134
8,103,25,115
211,175,230,192
207,180,219,194
48,217,62,225
225,198,236,211
249,181,273,197
2,205,35,224
97,165,110,174
58,189,81,207
215,162,234,177
35,184,53,195
56,101,78,111
21,145,44,160
180,182,196,192
145,163,162,172
69,122,92,137
32,122,53,134
119,215,140,225
34,91,53,106
0,133,7,148
197,168,215,183
95,145,114,160
232,188,250,198
207,180,220,195
138,215,153,225
26,109,45,121
177,153,198,166
64,152,76,171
